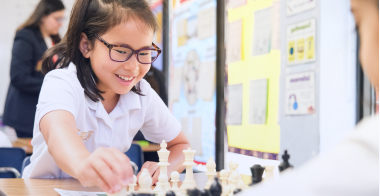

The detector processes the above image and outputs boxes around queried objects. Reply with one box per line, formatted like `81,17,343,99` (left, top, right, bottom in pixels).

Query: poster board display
151,1,164,71
226,0,281,160
169,0,217,164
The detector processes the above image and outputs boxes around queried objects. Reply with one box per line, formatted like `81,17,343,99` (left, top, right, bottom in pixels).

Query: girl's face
41,10,65,35
86,20,154,96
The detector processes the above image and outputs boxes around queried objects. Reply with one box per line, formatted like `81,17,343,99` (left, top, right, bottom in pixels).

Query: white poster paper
249,79,268,124
191,117,203,156
227,19,243,64
197,7,216,39
226,84,243,125
286,0,317,16
286,18,316,66
199,61,216,101
285,71,316,115
228,0,247,9
170,67,182,103
271,1,281,50
252,7,272,56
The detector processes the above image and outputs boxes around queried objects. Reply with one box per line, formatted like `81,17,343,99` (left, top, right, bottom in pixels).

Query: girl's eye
115,50,127,54
139,52,149,56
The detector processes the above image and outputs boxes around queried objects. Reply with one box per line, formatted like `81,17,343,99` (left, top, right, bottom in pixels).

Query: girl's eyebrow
113,42,152,49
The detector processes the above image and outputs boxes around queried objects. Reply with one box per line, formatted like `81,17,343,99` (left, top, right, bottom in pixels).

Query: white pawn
170,171,182,196
204,157,217,189
158,173,168,196
220,169,230,196
229,172,240,196
138,168,153,194
128,175,137,193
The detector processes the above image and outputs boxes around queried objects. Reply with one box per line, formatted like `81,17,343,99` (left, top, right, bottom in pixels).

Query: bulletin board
169,0,217,164
151,0,164,71
226,0,281,160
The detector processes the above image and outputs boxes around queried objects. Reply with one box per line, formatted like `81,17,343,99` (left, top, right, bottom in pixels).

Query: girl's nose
123,54,140,72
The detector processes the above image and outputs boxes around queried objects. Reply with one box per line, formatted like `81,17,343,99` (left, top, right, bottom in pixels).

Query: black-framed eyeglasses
94,34,161,64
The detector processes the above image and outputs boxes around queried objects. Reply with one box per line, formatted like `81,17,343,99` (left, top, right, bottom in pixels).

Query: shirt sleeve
36,70,78,127
140,80,181,143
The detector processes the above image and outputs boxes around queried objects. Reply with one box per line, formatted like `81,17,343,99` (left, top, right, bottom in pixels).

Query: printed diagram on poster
286,18,316,66
227,19,243,64
252,7,272,57
177,19,187,47
197,7,216,39
285,71,315,115
226,84,243,125
249,79,268,124
183,50,201,105
286,0,317,16
199,61,216,101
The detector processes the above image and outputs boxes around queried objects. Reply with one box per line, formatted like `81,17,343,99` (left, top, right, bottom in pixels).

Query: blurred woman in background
3,0,65,138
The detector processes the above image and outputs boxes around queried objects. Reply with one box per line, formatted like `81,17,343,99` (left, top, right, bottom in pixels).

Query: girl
22,0,191,194
3,0,65,138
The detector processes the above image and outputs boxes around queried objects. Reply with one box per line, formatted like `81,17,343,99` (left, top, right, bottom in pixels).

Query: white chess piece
264,166,275,181
220,169,230,196
179,147,197,194
170,171,182,196
128,175,137,193
158,173,168,196
204,157,217,189
153,140,171,193
138,168,153,194
229,172,240,196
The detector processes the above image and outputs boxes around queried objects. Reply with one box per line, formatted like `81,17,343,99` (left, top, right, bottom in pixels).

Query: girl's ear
79,33,92,58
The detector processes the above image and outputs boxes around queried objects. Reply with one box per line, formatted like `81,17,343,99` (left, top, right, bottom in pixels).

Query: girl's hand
74,147,134,194
136,161,161,185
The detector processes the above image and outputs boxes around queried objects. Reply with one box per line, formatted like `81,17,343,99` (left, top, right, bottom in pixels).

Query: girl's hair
41,0,158,102
17,0,65,44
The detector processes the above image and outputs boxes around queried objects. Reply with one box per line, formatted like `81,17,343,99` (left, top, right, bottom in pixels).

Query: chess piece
158,174,169,196
204,157,217,189
170,171,182,196
128,175,137,193
138,168,153,194
249,164,264,186
199,189,209,196
219,169,230,196
209,177,222,196
228,172,240,196
166,190,176,196
154,140,171,193
264,166,275,180
233,189,242,195
179,148,197,194
227,161,244,191
187,188,200,196
278,150,293,172
237,180,246,190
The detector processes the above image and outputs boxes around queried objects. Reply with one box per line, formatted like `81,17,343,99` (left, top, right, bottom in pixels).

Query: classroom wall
0,0,75,116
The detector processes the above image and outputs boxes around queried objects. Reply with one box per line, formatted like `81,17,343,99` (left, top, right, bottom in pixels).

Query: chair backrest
21,156,31,176
125,144,144,173
0,148,26,178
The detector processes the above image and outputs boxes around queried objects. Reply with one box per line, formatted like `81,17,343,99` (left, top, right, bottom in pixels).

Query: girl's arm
40,110,134,194
136,131,191,185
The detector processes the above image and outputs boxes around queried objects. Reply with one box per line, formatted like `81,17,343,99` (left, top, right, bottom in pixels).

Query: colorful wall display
286,0,317,16
226,0,281,160
151,1,164,71
169,0,217,164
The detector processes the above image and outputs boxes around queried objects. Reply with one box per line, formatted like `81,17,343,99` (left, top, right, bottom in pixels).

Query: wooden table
11,138,161,154
0,173,219,196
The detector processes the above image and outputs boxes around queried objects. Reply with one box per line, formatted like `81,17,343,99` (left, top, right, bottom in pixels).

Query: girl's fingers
91,159,121,193
87,168,112,193
137,162,152,183
151,168,161,185
108,149,133,185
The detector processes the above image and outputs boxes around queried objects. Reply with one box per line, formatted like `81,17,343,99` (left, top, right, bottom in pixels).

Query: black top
3,27,48,138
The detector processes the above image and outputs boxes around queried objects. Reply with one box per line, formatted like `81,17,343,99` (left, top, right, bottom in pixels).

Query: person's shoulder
15,27,38,39
44,63,82,89
139,79,152,94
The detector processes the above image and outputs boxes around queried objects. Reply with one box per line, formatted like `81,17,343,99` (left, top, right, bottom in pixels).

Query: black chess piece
233,188,242,194
135,193,154,196
209,177,222,196
249,164,265,186
187,188,200,196
278,150,293,172
199,189,209,196
166,190,176,196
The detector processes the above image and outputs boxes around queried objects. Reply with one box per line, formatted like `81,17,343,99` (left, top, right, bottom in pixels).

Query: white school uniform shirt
23,62,181,179
240,115,379,196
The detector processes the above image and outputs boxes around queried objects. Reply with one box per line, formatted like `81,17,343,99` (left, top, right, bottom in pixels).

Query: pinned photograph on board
183,50,201,105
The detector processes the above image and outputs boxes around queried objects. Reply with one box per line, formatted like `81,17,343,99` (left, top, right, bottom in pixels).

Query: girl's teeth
118,74,133,81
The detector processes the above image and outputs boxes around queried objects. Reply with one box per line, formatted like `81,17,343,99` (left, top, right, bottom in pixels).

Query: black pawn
187,188,200,196
166,190,176,196
209,177,222,196
249,164,265,186
278,150,293,172
233,188,242,194
199,189,209,196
